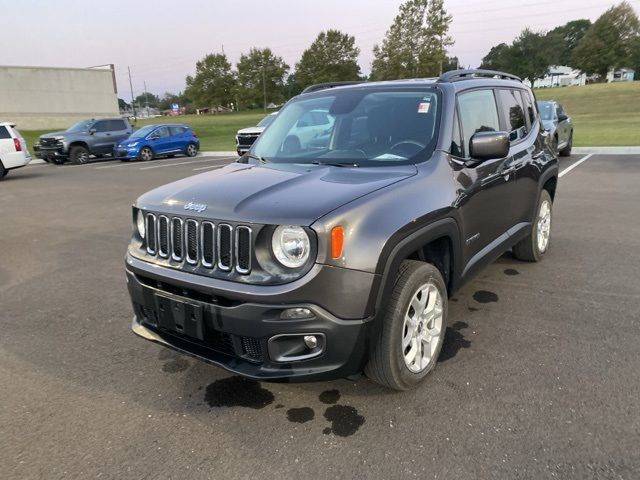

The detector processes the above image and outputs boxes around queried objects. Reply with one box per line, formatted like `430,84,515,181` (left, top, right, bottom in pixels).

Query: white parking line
139,157,235,170
559,154,593,178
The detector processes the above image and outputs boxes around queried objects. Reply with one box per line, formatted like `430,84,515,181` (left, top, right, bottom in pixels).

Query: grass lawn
18,82,640,151
534,81,640,146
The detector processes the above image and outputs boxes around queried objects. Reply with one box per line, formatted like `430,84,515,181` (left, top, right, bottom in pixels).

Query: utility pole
127,66,136,121
262,65,267,112
144,80,149,118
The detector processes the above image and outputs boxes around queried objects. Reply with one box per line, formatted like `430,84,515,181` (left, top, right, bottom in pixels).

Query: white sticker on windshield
417,102,431,113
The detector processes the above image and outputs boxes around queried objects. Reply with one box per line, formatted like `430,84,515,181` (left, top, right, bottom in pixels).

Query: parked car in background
113,124,199,161
34,118,133,164
536,100,573,156
0,122,31,179
235,112,278,156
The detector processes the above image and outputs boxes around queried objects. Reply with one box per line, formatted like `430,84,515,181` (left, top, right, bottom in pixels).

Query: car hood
236,126,265,135
40,131,67,139
136,162,417,225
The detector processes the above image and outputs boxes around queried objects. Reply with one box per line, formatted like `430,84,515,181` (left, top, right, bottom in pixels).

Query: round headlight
272,225,310,268
136,210,146,239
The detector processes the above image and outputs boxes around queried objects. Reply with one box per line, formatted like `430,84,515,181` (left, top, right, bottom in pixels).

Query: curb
572,147,640,155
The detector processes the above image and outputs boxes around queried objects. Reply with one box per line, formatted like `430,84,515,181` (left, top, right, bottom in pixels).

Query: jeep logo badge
183,202,207,213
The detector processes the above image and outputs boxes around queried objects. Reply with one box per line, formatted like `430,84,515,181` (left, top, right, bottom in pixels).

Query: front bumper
113,147,139,159
34,144,67,160
126,255,377,381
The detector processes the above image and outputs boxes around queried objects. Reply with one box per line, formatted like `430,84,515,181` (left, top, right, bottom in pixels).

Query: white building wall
0,65,119,129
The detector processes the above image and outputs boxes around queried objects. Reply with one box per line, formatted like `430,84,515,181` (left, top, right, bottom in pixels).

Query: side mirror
469,131,510,162
557,113,568,122
89,128,97,135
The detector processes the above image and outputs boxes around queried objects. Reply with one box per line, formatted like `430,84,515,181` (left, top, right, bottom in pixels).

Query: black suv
125,70,558,390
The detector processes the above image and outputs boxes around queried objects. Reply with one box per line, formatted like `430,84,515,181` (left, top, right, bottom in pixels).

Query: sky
2,0,638,99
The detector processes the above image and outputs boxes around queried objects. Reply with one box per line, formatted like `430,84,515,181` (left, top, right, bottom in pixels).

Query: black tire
185,143,198,157
69,145,90,164
0,161,7,179
139,146,154,162
513,189,553,262
166,154,175,158
365,260,448,391
559,132,572,157
52,157,66,165
120,158,130,162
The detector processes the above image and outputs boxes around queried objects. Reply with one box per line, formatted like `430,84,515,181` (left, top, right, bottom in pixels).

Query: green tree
134,92,159,109
510,29,559,86
185,53,236,107
480,43,512,70
572,1,640,77
236,48,289,109
442,55,460,72
547,19,592,66
157,92,185,112
117,98,130,111
283,73,303,99
295,30,361,88
371,0,453,80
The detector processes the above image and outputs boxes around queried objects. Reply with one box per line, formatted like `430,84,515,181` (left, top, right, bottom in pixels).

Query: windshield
129,125,156,138
257,113,277,127
252,88,440,167
67,120,94,132
537,101,554,121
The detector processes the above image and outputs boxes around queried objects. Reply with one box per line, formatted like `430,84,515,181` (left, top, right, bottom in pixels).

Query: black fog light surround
268,333,326,362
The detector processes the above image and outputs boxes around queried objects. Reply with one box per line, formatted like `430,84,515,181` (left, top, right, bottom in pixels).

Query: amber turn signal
330,225,344,259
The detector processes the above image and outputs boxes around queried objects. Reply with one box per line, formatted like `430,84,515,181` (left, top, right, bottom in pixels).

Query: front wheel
513,189,553,262
559,133,572,157
139,147,154,162
185,143,198,157
365,260,447,391
69,146,90,164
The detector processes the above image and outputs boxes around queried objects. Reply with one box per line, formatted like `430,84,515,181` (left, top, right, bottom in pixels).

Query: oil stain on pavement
473,290,499,303
438,321,471,362
504,268,520,276
162,357,190,373
286,407,315,423
319,389,341,404
323,405,365,437
204,376,274,409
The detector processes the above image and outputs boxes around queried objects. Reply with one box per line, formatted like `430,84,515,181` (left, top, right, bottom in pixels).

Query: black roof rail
301,81,365,94
438,69,521,83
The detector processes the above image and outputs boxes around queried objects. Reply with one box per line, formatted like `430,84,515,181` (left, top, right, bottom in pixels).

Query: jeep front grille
143,213,253,274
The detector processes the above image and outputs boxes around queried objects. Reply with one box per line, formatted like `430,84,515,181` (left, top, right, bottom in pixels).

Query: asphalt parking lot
1,153,639,479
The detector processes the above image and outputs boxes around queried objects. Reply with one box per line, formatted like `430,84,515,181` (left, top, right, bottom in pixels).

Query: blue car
114,124,199,161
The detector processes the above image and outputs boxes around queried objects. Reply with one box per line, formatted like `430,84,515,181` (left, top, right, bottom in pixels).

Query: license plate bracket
155,293,204,341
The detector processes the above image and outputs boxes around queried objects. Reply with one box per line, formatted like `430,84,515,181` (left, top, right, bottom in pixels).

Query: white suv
0,122,31,179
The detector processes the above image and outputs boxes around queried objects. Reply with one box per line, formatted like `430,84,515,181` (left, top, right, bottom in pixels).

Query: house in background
607,68,635,82
523,65,586,88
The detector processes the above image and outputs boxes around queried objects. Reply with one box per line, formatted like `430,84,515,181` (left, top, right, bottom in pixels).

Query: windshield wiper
311,161,360,168
239,152,269,164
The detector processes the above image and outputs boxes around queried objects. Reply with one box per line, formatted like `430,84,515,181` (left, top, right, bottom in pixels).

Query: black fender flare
365,217,462,322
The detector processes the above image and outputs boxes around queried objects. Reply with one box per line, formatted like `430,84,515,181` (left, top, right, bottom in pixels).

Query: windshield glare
67,120,93,132
129,126,156,138
537,101,554,121
257,113,277,127
252,89,440,167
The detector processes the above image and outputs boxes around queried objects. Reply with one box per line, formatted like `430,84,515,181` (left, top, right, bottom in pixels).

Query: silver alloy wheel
140,148,153,161
402,282,444,373
537,199,552,252
187,144,197,157
77,151,89,164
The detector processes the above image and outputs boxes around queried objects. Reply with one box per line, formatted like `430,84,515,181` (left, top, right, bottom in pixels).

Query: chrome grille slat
217,224,233,271
200,222,215,268
157,215,169,258
235,226,252,274
185,219,199,265
171,218,183,261
146,213,156,254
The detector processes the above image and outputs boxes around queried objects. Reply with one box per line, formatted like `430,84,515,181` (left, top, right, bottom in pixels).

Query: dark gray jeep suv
125,70,558,390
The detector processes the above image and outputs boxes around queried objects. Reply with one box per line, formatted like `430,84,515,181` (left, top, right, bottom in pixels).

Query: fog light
303,335,318,349
280,307,314,320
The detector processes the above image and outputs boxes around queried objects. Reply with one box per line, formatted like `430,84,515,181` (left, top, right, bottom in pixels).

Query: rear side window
169,126,186,136
0,126,11,139
93,121,110,133
523,92,537,125
497,89,528,142
457,89,500,154
109,119,127,131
